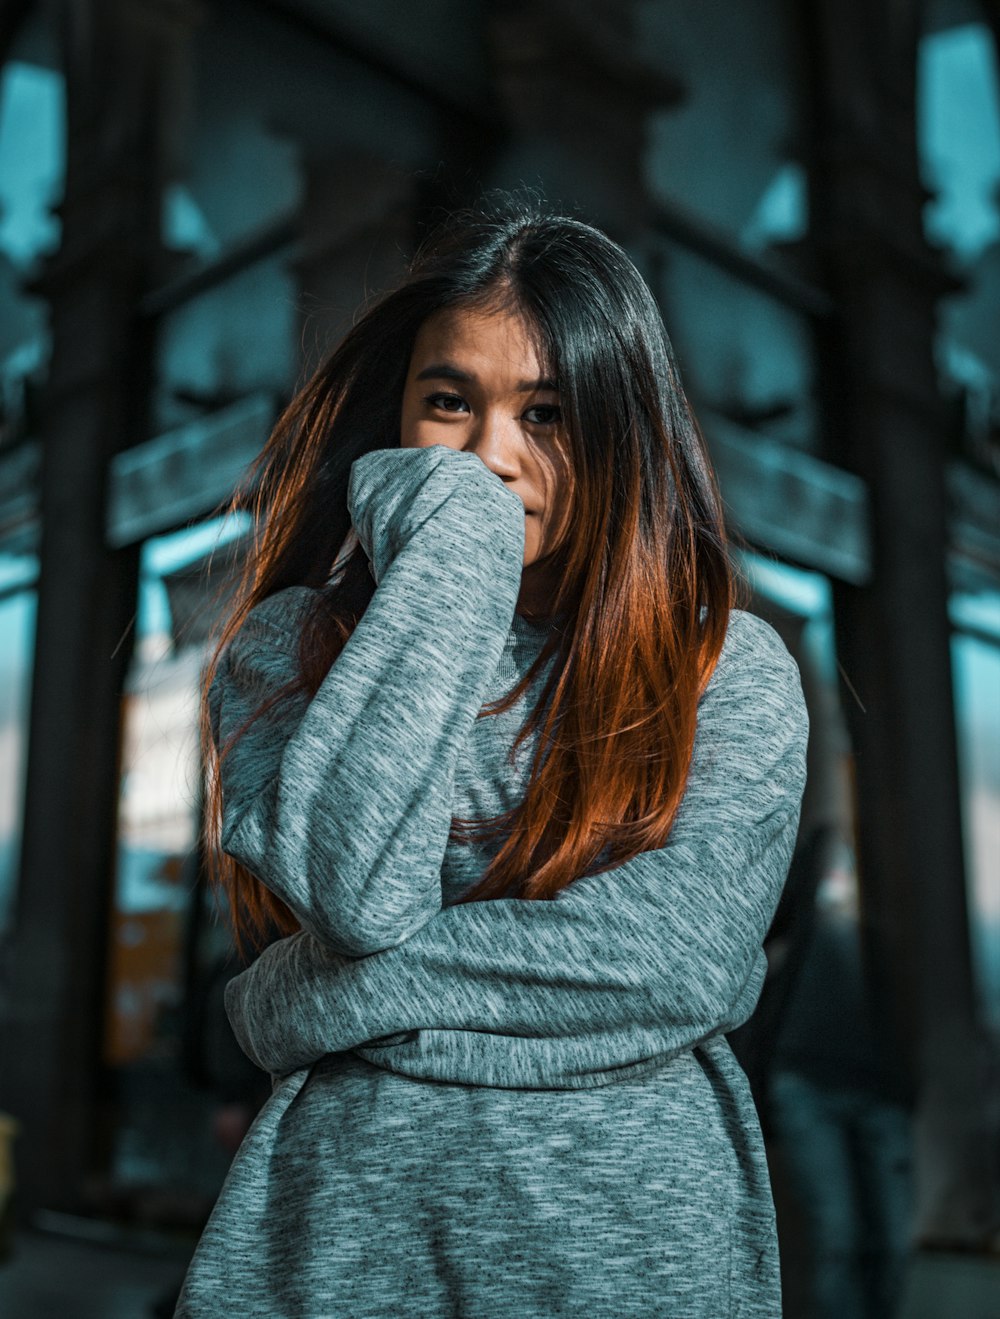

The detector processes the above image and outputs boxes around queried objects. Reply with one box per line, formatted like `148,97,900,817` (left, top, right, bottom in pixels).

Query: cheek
399,395,441,448
400,410,463,451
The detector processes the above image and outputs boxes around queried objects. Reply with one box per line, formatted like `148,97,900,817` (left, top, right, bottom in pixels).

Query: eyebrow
414,362,560,392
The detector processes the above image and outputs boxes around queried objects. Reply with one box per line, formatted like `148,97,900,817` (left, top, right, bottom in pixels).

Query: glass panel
731,552,860,968
919,20,1000,264
732,551,915,1317
152,250,298,436
917,17,1000,477
161,2,439,265
950,590,1000,1032
656,243,820,453
270,1,490,109
0,15,65,418
921,14,1000,1028
639,1,809,261
161,13,301,259
0,566,38,938
106,513,255,1204
0,59,63,268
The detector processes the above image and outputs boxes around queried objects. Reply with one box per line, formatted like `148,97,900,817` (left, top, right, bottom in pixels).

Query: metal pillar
0,0,175,1211
808,0,999,1244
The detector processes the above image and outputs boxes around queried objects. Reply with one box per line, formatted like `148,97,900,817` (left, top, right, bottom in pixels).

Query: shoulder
208,588,318,733
716,608,796,674
238,585,319,647
702,609,807,724
683,610,809,806
218,586,319,685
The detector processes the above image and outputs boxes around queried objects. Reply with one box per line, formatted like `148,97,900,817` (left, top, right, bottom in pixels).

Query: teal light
0,61,64,269
138,511,251,639
733,548,838,685
0,551,37,594
951,589,1000,641
741,161,808,250
919,23,1000,263
162,181,222,260
733,547,831,619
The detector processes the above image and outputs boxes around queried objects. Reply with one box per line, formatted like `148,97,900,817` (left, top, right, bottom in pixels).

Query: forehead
410,304,551,375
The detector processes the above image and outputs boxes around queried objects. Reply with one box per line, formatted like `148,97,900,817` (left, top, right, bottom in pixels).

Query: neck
517,551,567,624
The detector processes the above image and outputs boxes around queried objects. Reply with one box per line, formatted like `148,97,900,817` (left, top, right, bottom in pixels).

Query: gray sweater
175,443,809,1318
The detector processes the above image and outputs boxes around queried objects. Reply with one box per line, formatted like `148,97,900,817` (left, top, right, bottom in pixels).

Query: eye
423,392,468,414
524,404,562,426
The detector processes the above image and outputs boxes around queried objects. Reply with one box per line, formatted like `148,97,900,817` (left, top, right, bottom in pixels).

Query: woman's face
399,303,574,600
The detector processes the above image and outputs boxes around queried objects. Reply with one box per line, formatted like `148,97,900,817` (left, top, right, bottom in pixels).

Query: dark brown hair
199,193,735,954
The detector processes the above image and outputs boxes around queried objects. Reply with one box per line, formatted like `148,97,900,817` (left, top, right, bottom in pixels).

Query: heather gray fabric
175,443,808,1318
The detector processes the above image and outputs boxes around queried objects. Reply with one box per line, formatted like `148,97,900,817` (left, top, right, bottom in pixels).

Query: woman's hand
348,444,524,587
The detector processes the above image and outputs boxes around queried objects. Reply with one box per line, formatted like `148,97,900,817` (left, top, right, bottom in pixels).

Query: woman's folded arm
224,610,810,1087
209,444,525,958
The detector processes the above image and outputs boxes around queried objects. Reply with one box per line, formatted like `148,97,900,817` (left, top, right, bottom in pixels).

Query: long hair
199,192,735,955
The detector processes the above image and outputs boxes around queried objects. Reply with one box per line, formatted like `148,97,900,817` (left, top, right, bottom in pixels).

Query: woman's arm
209,444,525,957
224,611,810,1089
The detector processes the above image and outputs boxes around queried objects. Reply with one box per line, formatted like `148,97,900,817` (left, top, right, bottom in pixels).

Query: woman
175,196,808,1318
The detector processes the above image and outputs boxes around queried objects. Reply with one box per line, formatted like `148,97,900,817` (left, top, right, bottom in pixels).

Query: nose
463,408,522,484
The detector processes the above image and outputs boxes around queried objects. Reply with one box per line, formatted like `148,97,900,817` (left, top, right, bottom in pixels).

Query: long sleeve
209,443,525,957
224,610,810,1090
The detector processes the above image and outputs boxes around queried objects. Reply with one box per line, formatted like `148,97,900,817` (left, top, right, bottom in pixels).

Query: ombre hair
200,192,735,954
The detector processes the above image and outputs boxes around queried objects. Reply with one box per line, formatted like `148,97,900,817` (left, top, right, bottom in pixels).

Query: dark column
0,0,180,1211
808,0,998,1244
289,150,416,377
484,0,683,245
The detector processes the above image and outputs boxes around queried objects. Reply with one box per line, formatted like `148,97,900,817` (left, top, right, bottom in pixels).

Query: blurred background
0,0,997,1316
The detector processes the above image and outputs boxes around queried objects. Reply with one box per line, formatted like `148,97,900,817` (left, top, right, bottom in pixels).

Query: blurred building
0,0,997,1314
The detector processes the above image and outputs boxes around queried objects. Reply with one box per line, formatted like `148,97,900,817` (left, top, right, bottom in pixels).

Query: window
640,1,809,262
0,555,37,939
918,15,1000,477
0,20,65,435
950,588,1000,1032
106,513,249,1199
